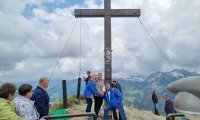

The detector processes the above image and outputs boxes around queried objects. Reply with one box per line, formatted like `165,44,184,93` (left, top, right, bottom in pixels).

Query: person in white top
94,72,105,117
13,84,40,120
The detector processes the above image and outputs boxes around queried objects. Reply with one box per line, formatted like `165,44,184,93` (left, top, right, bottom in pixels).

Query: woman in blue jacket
84,73,103,113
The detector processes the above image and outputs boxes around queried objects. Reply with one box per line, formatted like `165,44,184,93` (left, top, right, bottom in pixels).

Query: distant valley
3,69,199,113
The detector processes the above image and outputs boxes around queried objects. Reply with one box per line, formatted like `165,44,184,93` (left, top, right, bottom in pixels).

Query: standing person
112,80,122,94
163,93,176,120
84,73,103,120
112,79,122,120
152,90,160,115
31,77,50,118
14,84,40,120
94,72,104,117
104,83,127,120
0,83,23,120
85,70,91,85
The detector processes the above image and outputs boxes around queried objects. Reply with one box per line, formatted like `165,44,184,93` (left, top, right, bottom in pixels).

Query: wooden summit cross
74,0,140,83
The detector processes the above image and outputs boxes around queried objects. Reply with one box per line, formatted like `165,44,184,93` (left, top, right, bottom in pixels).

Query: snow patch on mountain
125,75,145,82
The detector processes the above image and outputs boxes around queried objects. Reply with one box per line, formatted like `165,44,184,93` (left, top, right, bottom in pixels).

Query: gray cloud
1,0,200,82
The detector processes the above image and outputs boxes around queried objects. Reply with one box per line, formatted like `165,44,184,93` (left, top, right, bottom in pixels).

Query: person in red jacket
152,90,160,115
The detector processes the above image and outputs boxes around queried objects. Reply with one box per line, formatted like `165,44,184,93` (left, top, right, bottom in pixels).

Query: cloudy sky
0,0,200,82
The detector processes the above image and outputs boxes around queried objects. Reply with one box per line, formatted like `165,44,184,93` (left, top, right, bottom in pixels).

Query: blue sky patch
21,0,102,19
21,4,38,19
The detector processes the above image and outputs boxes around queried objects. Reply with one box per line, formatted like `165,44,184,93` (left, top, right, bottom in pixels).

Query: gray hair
163,93,169,97
39,77,49,85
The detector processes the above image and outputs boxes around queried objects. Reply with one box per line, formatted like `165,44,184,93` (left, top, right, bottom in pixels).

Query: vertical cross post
104,0,112,83
74,0,140,83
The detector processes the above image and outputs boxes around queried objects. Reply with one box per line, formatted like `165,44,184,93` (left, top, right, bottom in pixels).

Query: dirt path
67,101,165,120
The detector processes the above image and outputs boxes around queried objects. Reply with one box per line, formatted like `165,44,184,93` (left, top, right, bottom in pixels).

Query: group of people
0,72,177,120
83,71,127,120
0,77,50,120
152,90,176,120
0,71,127,120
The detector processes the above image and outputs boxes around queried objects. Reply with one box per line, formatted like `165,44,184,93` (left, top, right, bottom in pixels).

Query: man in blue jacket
31,77,50,118
112,79,122,120
104,83,127,120
163,93,176,120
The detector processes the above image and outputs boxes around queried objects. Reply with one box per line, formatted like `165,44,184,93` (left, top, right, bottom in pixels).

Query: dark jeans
154,103,159,115
104,105,127,120
85,97,93,112
112,108,121,120
94,95,103,116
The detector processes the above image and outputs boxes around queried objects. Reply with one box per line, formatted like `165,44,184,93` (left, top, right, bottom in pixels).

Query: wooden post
62,80,67,109
77,77,81,99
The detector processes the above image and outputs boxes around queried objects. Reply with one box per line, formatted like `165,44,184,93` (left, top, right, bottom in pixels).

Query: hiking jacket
152,92,158,104
0,98,23,120
165,98,176,115
31,86,50,118
112,82,122,94
84,79,100,98
104,88,123,109
14,96,40,120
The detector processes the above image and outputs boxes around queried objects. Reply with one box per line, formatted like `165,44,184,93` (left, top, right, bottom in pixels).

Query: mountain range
118,69,199,113
39,69,200,113
1,69,199,113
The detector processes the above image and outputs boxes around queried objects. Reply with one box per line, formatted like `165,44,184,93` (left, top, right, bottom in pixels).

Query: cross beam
75,9,140,17
74,0,140,84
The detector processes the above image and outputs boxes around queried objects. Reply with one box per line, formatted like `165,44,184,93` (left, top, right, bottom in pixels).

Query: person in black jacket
85,70,91,85
163,93,176,120
31,77,50,118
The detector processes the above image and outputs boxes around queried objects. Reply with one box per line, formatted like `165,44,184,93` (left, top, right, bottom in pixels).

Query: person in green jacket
0,82,23,120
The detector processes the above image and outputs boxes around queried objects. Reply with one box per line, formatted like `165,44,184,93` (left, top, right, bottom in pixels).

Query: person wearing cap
112,79,122,120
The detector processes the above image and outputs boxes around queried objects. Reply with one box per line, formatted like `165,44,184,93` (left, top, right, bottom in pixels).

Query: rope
138,18,180,77
47,82,61,92
48,19,79,83
79,18,82,78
